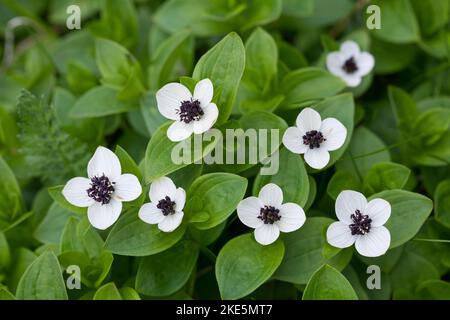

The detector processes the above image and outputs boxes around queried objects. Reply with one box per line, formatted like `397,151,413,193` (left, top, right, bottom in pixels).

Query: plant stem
200,246,217,263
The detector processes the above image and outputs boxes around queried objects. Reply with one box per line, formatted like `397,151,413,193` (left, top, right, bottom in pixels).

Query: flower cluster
62,67,393,257
237,183,391,256
63,146,186,233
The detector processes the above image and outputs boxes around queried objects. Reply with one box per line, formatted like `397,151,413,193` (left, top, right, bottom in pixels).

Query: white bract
282,107,347,169
138,176,186,232
326,190,391,257
156,78,219,142
237,183,306,245
62,146,142,230
326,40,374,87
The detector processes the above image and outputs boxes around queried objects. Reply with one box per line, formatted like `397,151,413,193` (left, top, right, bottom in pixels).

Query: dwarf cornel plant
0,0,449,300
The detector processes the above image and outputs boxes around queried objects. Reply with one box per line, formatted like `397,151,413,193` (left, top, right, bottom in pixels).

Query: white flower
326,40,374,87
237,183,306,245
138,176,186,232
156,78,219,142
282,107,347,170
62,146,142,230
326,190,391,257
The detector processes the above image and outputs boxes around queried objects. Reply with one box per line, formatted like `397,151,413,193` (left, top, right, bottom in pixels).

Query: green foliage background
0,0,449,300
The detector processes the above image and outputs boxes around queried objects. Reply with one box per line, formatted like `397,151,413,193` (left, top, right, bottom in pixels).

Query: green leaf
372,37,417,74
358,245,403,273
304,175,317,211
95,38,144,100
410,108,450,164
154,0,237,36
417,280,450,300
302,264,358,300
119,287,141,300
52,87,103,142
144,122,217,183
390,248,439,297
60,217,83,253
411,0,449,37
16,251,68,300
336,126,390,182
282,0,314,17
135,240,199,296
115,145,142,181
273,217,353,284
216,233,284,300
105,210,186,256
278,40,308,69
363,162,411,195
253,147,309,207
93,0,138,48
188,221,226,246
371,0,420,44
48,185,86,214
148,29,192,90
140,91,166,136
168,164,203,191
435,180,450,229
93,282,122,300
59,217,113,288
238,0,282,31
370,190,433,248
185,173,247,230
192,32,245,125
419,30,450,59
0,288,15,300
34,202,77,244
49,1,100,25
6,248,37,293
154,0,281,36
298,0,353,27
388,86,419,133
239,95,285,113
71,86,137,118
179,76,197,92
206,112,287,174
243,27,278,93
0,232,10,272
279,68,346,109
388,88,450,166
240,110,288,132
0,157,25,231
327,170,362,200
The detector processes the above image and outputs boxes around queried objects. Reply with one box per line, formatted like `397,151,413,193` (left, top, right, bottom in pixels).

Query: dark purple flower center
302,130,326,149
349,209,372,235
342,56,358,74
157,196,176,216
258,205,281,224
177,99,204,123
87,174,115,204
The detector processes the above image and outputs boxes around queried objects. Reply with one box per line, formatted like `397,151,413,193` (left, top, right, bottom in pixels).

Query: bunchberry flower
62,146,142,230
326,40,374,87
326,190,391,257
138,176,186,232
156,78,218,142
237,183,306,245
282,107,347,169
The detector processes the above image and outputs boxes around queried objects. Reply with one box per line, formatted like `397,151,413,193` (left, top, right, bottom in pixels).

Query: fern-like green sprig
16,90,89,185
